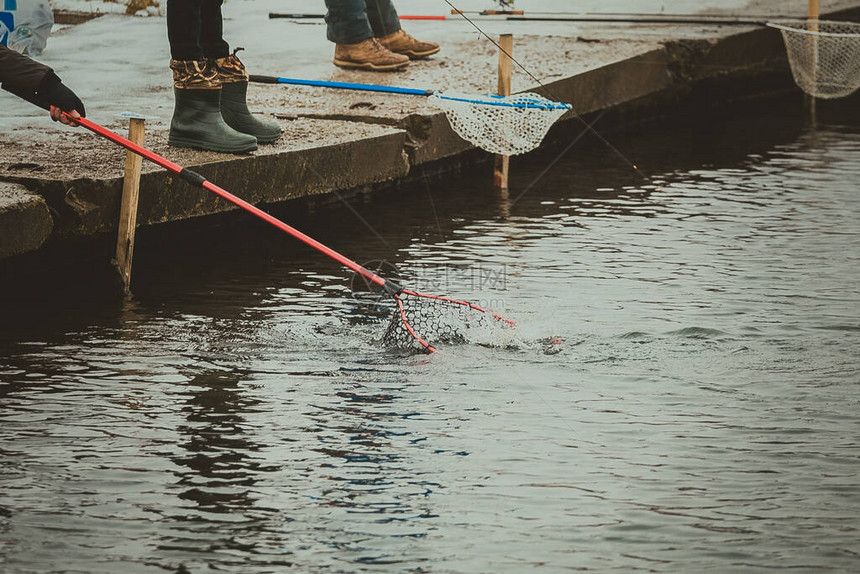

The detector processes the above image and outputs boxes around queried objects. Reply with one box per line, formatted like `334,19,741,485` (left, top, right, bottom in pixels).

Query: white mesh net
382,292,515,354
768,20,860,99
428,91,572,156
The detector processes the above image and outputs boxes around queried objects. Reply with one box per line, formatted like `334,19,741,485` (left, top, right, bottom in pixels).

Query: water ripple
2,97,860,572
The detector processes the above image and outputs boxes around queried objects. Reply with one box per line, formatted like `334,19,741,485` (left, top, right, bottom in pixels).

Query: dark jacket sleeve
0,44,58,107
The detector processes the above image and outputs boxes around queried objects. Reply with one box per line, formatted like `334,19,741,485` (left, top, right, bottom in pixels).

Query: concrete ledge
0,182,54,259
2,1,860,263
2,122,409,237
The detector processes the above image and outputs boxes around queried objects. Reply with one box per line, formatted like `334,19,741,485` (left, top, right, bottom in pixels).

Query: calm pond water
1,94,859,573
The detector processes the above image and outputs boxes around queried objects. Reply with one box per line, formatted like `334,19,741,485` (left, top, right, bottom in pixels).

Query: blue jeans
324,0,401,44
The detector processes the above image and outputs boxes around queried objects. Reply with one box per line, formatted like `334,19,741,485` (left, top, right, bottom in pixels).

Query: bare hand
50,105,81,126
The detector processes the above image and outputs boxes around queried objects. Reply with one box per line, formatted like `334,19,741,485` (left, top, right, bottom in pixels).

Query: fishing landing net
768,20,860,99
380,289,515,354
428,91,573,156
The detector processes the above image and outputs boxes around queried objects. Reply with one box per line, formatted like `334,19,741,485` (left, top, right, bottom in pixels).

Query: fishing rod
67,117,390,291
505,15,776,26
268,10,519,20
249,75,569,109
271,3,648,175
513,10,797,19
268,11,795,25
397,14,513,20
268,13,326,19
250,75,433,96
441,0,645,179
48,112,512,353
449,9,523,16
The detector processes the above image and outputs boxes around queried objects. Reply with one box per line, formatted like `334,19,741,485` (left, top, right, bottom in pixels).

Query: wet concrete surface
1,0,859,260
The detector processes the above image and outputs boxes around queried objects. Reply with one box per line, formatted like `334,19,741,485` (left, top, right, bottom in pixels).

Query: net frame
248,76,574,156
767,20,860,99
381,288,515,354
428,91,573,156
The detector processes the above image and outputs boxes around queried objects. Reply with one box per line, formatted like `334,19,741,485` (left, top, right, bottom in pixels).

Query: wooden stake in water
806,0,821,115
115,116,145,294
494,33,514,191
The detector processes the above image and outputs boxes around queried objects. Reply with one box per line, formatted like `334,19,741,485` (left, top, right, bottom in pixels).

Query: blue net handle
249,75,433,96
248,75,572,110
432,93,572,111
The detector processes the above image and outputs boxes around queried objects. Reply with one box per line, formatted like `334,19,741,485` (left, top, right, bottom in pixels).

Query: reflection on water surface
1,94,859,573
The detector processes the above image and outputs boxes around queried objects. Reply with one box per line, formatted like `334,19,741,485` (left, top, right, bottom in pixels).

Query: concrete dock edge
1,3,859,265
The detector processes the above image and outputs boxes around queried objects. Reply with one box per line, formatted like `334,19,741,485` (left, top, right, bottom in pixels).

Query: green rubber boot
167,59,257,154
215,52,282,145
168,88,258,153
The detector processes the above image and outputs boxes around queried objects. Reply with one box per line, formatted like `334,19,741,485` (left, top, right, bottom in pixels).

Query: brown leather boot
378,29,440,59
333,38,409,71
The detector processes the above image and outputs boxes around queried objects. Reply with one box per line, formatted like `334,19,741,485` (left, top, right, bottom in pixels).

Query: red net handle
69,115,391,291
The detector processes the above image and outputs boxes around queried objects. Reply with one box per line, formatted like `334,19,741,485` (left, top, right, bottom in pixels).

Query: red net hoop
382,289,515,353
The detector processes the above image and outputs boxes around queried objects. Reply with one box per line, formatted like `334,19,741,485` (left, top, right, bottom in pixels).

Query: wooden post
494,33,514,191
806,0,821,112
115,117,145,294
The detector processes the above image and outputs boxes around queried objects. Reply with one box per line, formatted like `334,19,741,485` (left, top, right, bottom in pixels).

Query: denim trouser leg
365,0,400,38
324,0,400,44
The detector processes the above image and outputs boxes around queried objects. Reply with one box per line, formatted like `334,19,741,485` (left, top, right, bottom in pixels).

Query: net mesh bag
382,291,513,354
768,20,860,99
428,91,572,156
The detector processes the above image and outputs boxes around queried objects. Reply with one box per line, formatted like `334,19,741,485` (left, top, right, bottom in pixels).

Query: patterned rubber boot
168,59,258,154
215,52,282,145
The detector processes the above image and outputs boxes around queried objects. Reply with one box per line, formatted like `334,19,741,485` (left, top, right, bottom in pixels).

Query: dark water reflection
1,94,859,572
